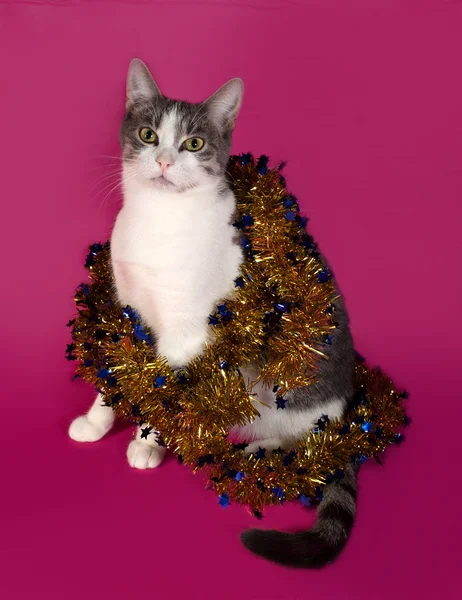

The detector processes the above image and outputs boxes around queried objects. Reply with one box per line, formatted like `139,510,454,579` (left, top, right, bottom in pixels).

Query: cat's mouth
151,175,175,189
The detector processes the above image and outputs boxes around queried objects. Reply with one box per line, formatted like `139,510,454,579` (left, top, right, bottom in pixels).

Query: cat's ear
204,78,244,130
126,59,162,106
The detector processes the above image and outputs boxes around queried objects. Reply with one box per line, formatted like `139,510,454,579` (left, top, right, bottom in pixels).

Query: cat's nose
156,155,174,174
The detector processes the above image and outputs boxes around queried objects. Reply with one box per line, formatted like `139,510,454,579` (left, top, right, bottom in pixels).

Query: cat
69,59,357,568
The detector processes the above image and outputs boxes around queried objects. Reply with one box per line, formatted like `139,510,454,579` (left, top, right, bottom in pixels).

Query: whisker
98,170,140,210
89,171,122,193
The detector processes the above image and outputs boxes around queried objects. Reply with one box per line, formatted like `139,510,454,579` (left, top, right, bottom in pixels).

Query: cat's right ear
126,59,162,107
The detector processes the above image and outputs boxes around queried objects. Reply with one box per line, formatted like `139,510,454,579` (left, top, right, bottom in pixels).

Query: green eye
139,128,158,144
183,137,205,152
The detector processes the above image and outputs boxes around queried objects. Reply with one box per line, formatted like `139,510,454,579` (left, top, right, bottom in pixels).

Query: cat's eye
139,128,158,144
183,137,205,152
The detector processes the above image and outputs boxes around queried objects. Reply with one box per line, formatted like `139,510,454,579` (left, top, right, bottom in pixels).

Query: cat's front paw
244,438,284,454
69,416,107,442
127,440,165,469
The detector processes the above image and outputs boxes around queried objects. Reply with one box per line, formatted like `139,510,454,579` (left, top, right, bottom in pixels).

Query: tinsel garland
67,153,408,516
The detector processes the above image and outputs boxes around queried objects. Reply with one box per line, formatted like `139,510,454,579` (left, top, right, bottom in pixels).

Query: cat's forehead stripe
158,107,179,148
157,103,207,146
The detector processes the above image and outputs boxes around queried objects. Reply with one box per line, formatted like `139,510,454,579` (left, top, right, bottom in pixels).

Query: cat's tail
241,464,357,568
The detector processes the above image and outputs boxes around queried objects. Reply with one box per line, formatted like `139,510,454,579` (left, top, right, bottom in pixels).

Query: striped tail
241,465,357,568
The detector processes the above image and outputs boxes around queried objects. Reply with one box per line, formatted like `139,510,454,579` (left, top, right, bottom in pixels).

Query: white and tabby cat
69,59,357,568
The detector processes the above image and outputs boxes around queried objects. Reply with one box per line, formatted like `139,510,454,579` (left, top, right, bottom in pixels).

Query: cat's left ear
126,58,162,107
204,78,244,131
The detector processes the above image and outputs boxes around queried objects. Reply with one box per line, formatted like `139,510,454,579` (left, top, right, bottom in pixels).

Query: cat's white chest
110,184,242,367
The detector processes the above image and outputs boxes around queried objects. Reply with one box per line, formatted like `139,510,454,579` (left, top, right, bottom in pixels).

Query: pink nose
156,157,174,173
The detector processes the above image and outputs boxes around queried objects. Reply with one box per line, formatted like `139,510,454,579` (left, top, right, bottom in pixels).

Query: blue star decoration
240,235,251,250
296,215,308,229
208,314,219,326
283,195,296,208
299,494,311,507
90,242,103,254
256,155,269,175
273,300,290,313
65,343,76,361
85,243,103,268
317,269,332,284
235,471,245,482
224,465,237,478
131,405,142,417
153,376,167,388
217,303,233,323
140,426,153,440
317,414,330,431
241,213,254,228
325,469,345,484
97,368,111,379
283,450,296,467
111,393,123,405
133,323,152,342
394,433,405,445
240,152,253,165
361,421,374,433
272,486,285,501
254,447,266,459
234,276,245,289
232,442,248,451
218,493,230,509
403,414,412,427
176,372,188,385
197,454,215,467
107,376,117,387
276,396,287,409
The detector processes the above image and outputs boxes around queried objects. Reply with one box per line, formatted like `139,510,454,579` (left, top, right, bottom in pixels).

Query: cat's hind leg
69,393,115,442
127,426,166,469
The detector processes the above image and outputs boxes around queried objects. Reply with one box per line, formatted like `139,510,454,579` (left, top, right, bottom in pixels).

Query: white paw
245,441,264,454
127,440,165,469
69,415,107,442
245,438,284,454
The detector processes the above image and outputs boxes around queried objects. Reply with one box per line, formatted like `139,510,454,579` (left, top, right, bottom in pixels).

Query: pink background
1,1,461,598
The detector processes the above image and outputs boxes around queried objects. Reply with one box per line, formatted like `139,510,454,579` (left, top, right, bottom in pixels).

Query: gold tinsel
68,154,407,514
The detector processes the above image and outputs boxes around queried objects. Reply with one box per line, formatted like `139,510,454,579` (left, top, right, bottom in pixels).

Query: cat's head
120,59,244,192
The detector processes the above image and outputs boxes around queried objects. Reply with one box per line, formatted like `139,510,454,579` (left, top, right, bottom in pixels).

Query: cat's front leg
69,393,115,442
127,426,166,469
